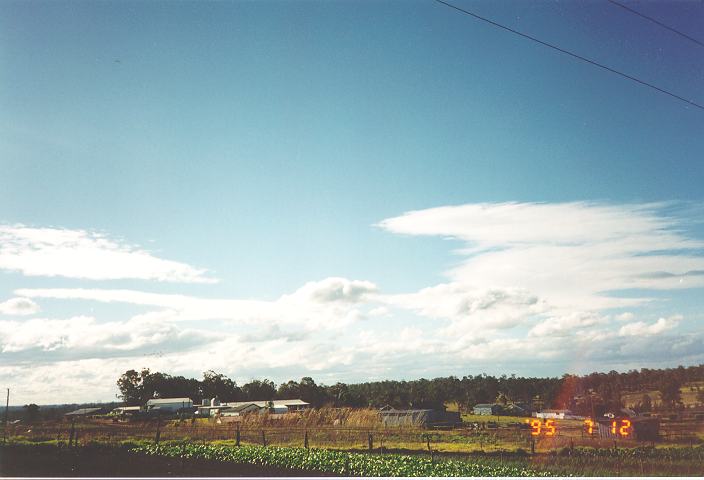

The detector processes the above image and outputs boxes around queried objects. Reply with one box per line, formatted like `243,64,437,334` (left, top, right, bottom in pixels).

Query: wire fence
2,420,702,452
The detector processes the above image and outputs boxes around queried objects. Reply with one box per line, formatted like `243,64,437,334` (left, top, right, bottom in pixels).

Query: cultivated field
2,409,703,476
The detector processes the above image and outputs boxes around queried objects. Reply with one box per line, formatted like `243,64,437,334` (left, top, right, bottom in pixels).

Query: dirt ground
0,444,338,477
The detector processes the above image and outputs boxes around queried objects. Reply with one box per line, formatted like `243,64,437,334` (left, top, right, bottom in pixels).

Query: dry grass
226,407,382,428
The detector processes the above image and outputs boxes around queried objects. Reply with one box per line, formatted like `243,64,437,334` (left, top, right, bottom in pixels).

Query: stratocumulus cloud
0,297,40,316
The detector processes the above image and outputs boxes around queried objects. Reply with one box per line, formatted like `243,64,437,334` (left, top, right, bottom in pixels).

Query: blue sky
1,0,703,405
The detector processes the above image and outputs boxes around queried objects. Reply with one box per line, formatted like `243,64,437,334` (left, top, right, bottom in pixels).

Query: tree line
116,364,704,414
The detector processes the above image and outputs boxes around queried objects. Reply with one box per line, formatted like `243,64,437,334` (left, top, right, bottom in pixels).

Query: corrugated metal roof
146,397,192,404
279,399,309,406
65,407,102,416
224,399,309,408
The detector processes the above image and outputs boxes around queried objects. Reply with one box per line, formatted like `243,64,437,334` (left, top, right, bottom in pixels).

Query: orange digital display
584,418,631,437
527,419,557,436
619,419,631,437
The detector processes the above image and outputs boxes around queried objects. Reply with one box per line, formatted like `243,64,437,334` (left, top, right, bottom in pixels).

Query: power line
432,0,704,111
608,0,704,49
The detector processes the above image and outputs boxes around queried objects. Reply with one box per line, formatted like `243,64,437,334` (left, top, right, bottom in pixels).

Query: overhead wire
607,0,704,49
432,0,704,111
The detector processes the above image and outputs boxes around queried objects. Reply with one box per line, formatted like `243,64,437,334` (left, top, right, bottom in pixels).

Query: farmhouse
473,403,501,415
145,397,193,413
379,408,461,427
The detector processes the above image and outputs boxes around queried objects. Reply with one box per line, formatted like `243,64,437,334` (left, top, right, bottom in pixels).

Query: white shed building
146,397,193,413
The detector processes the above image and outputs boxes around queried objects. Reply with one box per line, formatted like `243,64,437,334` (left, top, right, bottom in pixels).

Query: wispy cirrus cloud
0,225,216,283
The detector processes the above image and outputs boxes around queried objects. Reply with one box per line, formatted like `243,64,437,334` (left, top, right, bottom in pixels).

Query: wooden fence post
236,425,240,447
68,419,76,448
155,415,161,445
261,429,266,447
304,430,309,449
368,432,373,451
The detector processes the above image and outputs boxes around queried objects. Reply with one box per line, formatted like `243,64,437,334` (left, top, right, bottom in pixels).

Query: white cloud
382,283,547,333
619,315,681,337
0,297,40,316
0,225,216,283
16,277,377,331
0,315,215,359
286,277,378,304
3,204,704,405
379,202,704,313
529,312,609,338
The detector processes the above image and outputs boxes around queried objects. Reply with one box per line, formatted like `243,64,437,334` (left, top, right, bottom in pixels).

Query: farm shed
145,397,193,413
473,403,501,415
223,399,311,414
64,407,104,417
380,408,461,427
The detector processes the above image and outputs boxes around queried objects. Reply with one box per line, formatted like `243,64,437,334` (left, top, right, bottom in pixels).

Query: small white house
146,397,193,413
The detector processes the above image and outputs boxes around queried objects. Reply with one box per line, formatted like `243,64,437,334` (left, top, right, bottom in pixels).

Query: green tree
201,371,241,402
658,378,682,408
23,404,40,423
637,394,652,413
242,379,276,401
117,369,149,404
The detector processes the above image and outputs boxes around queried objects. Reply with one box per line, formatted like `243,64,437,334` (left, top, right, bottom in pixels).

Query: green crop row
131,443,554,477
566,445,704,461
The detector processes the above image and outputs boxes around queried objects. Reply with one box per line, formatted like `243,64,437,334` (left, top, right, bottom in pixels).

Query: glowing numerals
529,419,541,436
544,419,556,436
585,418,631,437
619,419,631,437
527,419,557,436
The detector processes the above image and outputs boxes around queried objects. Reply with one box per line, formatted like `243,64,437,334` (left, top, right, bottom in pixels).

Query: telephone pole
3,388,9,443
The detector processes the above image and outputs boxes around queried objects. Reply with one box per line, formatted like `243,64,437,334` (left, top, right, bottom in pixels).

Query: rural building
220,399,310,414
534,409,579,419
379,408,461,427
473,403,501,415
111,406,142,416
221,403,262,417
145,397,193,413
64,407,105,417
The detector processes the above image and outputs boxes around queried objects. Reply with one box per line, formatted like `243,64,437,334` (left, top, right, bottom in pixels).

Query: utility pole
3,388,9,443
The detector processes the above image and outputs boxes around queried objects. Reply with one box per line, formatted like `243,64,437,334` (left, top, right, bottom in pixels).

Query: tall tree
242,379,276,401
